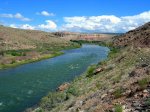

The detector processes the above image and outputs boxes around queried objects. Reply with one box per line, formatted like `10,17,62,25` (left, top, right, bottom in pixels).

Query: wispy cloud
38,20,57,30
36,11,55,16
62,11,150,32
0,13,31,21
9,24,35,30
9,20,57,31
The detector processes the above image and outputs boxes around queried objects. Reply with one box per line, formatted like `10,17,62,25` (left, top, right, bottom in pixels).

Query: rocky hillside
113,22,150,47
28,22,150,112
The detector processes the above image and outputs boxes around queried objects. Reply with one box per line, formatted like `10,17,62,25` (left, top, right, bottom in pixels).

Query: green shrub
40,92,67,111
145,98,150,106
95,82,101,89
113,88,123,98
112,74,122,84
66,86,79,96
138,78,149,89
11,52,21,56
86,65,96,77
114,104,123,112
0,51,4,56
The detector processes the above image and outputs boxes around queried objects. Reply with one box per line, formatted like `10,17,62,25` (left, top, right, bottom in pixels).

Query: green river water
0,44,109,112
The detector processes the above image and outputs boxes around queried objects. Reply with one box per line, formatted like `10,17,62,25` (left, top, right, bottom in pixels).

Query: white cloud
0,13,31,21
38,20,57,30
20,24,35,30
9,24,18,28
62,11,150,32
37,11,55,16
9,24,35,30
9,20,57,31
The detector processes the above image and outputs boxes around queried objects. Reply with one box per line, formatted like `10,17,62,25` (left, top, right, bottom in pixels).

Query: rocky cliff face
113,22,150,47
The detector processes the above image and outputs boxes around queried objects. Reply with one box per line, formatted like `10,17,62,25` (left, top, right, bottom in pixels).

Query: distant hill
113,22,150,47
0,26,80,69
55,32,115,41
0,26,71,51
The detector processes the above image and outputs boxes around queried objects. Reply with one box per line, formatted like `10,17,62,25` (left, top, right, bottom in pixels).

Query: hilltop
29,22,150,112
0,25,73,51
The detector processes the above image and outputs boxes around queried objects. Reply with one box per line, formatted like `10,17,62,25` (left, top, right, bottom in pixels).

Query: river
0,44,109,112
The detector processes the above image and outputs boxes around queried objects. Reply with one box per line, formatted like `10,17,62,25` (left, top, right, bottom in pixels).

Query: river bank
0,43,80,69
0,51,63,69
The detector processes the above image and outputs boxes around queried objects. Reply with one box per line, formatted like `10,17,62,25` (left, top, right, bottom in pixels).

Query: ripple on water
27,90,33,95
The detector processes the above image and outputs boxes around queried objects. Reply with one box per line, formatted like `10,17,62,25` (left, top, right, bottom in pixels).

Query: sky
0,0,150,33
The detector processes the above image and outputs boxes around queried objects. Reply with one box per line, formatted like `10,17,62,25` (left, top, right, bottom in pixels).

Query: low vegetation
138,78,150,89
86,65,97,77
114,104,123,112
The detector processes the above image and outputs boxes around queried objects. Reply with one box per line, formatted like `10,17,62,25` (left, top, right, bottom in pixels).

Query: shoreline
0,51,64,70
0,44,81,70
25,44,113,112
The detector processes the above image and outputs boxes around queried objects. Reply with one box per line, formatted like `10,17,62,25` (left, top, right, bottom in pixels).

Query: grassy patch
40,92,67,111
86,65,97,77
114,104,123,112
113,87,124,98
145,98,150,106
0,51,64,69
138,78,150,89
66,85,79,96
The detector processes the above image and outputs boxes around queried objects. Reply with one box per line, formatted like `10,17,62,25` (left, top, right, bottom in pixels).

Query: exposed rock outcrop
113,22,150,47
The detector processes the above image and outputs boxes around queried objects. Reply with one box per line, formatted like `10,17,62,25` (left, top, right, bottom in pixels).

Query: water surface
0,44,109,112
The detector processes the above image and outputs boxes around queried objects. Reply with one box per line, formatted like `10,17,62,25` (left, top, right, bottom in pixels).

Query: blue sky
0,0,150,32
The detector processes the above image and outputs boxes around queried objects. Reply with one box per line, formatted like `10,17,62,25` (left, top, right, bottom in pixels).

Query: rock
108,89,114,93
75,100,83,107
122,105,126,110
143,89,148,93
79,101,83,106
134,94,138,99
132,102,140,107
129,71,136,77
141,64,149,67
124,89,131,96
135,106,143,110
57,82,70,91
94,67,104,75
101,94,107,99
142,93,149,98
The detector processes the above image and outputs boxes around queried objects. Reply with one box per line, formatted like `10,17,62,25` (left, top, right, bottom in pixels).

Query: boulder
57,82,70,91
